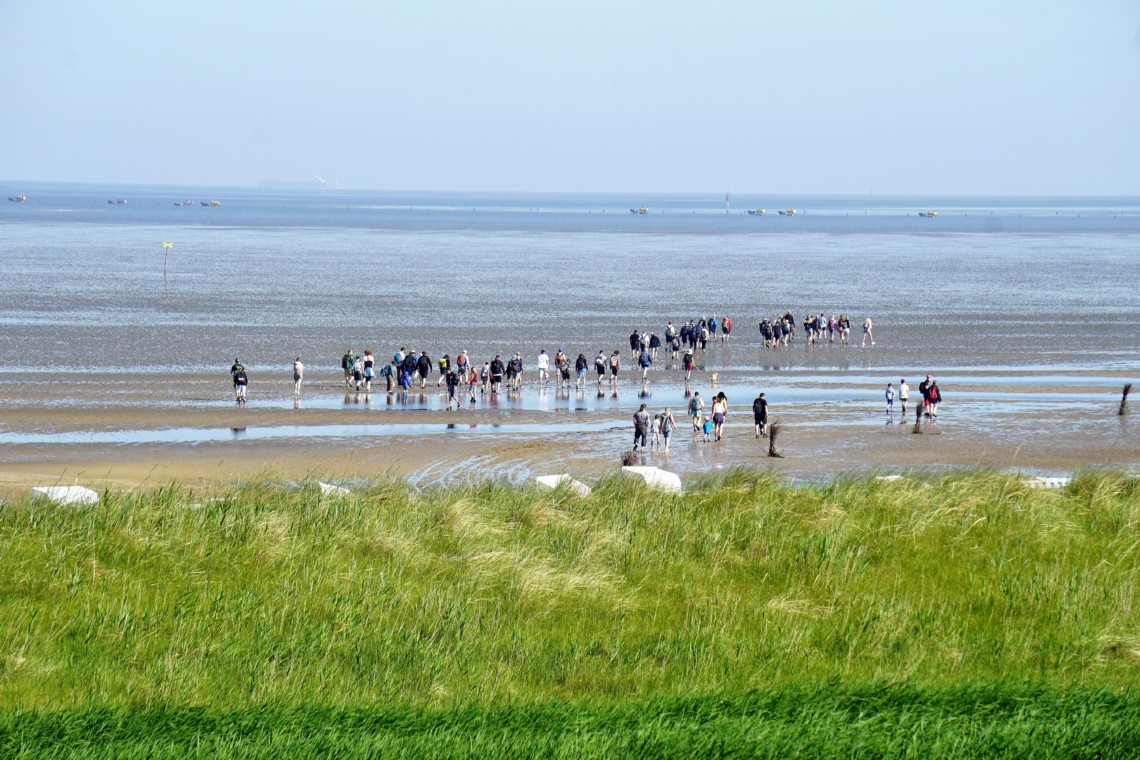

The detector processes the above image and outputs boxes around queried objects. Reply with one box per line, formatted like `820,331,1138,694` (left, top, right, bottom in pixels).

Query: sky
2,1,1139,195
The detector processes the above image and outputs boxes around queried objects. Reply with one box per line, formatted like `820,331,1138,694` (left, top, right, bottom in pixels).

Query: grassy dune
0,470,1137,755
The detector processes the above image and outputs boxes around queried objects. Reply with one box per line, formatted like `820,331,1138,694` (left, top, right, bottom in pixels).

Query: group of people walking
886,375,943,420
632,390,771,452
758,313,873,348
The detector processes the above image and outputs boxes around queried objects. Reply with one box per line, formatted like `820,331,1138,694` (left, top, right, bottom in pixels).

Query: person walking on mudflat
292,357,304,395
861,316,875,347
689,391,704,431
633,403,650,451
341,349,356,387
230,358,248,405
660,408,676,452
752,392,768,438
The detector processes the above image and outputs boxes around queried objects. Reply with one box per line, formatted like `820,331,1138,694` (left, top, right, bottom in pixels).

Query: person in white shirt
537,349,550,383
898,379,910,416
293,358,304,395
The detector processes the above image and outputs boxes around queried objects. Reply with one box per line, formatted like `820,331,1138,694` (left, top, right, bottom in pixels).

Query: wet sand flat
1,369,1134,495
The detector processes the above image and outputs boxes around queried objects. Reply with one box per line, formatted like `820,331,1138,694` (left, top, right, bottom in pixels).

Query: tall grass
0,469,1136,709
0,470,1138,754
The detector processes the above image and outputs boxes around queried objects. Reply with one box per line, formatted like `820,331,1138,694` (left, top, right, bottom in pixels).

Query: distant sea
1,182,1138,374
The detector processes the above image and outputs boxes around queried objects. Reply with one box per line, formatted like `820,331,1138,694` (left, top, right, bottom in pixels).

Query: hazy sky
2,1,1138,194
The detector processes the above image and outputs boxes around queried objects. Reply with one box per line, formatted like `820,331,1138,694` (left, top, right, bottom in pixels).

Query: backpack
661,415,675,433
689,397,700,414
640,352,651,367
234,371,247,385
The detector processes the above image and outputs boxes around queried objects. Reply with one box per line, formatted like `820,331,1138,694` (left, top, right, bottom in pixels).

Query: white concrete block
535,474,592,497
620,466,683,494
1026,476,1071,489
318,481,351,496
31,485,100,506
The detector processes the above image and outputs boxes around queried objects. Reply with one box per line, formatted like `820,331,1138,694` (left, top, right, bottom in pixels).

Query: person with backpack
575,353,589,388
682,347,694,380
489,355,505,394
436,354,450,387
752,393,768,438
639,348,652,380
230,358,248,405
351,354,364,390
380,361,395,393
594,350,607,384
927,380,942,421
688,391,703,431
444,368,461,410
417,351,433,388
556,350,571,388
340,349,356,387
609,350,621,388
722,316,732,342
660,407,676,452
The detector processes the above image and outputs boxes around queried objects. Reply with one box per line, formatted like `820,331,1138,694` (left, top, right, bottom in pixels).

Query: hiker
341,349,356,387
537,349,550,383
919,375,933,420
885,383,895,414
688,391,704,430
417,351,432,388
752,392,768,438
445,368,461,410
381,361,395,393
292,357,303,395
489,355,505,393
660,408,676,452
575,353,589,387
711,393,727,441
928,380,942,420
633,403,650,451
899,379,910,416
362,349,375,391
609,350,621,388
230,358,248,404
861,316,875,347
436,354,450,387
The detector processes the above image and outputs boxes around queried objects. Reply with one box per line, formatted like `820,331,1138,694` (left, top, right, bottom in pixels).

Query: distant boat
629,207,649,215
173,200,195,206
201,200,221,207
108,198,127,205
919,210,939,218
746,208,765,216
777,208,797,216
7,194,26,203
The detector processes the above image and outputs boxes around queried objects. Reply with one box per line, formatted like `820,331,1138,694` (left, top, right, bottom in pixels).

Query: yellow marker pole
162,242,174,293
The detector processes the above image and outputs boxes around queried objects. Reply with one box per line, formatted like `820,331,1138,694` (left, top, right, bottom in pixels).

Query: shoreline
1,369,1135,495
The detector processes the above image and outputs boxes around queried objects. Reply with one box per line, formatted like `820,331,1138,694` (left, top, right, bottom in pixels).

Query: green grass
0,470,1137,755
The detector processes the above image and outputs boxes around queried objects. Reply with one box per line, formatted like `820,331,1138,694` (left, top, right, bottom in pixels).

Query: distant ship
919,210,939,218
629,207,649,215
777,208,797,216
746,208,766,216
108,198,127,205
174,200,195,206
7,194,26,203
200,200,222,207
